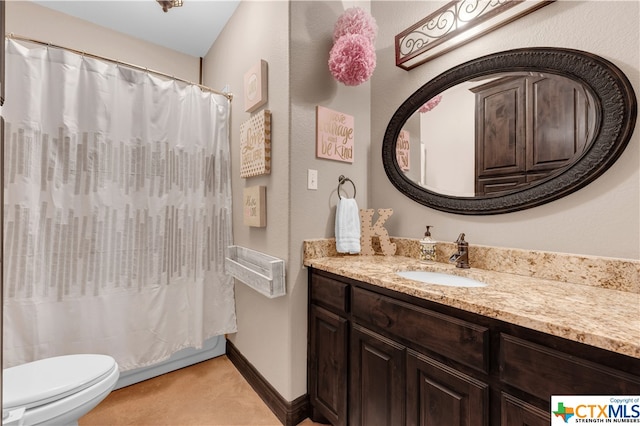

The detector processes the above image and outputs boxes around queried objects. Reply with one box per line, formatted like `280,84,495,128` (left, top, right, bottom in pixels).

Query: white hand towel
335,198,361,254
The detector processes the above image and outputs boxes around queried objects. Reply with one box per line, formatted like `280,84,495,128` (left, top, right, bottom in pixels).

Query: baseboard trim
226,340,310,426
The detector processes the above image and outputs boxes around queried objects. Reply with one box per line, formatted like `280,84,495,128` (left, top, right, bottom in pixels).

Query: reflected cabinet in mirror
383,47,637,215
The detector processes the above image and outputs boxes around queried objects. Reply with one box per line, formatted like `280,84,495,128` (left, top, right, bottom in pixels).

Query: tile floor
79,355,326,426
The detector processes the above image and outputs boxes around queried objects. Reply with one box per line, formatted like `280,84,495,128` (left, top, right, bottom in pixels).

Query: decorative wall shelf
225,245,285,298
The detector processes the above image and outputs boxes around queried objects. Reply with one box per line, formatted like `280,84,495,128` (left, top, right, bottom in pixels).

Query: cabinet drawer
500,334,640,400
311,272,349,315
352,287,489,372
476,175,527,195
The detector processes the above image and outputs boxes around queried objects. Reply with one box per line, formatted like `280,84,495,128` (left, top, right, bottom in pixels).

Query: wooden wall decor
316,106,354,163
243,186,266,227
240,110,271,178
359,208,396,256
244,59,268,112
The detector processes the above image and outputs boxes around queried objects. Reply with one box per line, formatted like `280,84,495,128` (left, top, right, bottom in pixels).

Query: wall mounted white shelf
225,245,285,298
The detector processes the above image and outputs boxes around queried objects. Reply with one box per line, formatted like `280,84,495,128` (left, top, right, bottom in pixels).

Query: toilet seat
3,354,117,411
3,354,119,426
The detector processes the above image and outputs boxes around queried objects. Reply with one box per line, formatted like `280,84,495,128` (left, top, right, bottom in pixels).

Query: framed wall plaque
244,60,268,112
243,186,267,227
240,110,271,178
316,106,354,163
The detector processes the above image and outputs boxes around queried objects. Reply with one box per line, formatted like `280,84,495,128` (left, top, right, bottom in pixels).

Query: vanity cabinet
307,268,640,426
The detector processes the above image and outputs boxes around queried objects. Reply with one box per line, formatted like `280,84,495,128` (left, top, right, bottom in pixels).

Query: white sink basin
396,271,487,288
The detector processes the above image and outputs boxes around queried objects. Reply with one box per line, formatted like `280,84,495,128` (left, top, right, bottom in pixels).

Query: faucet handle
452,233,470,269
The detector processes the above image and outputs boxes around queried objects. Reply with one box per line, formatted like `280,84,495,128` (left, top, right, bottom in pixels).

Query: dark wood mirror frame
382,47,637,215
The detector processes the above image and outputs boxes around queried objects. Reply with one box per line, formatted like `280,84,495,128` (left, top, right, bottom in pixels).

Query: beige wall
370,0,640,260
6,1,200,83
203,0,294,399
203,0,371,401
289,0,371,401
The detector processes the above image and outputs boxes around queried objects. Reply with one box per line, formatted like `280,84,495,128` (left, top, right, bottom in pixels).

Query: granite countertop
303,254,640,359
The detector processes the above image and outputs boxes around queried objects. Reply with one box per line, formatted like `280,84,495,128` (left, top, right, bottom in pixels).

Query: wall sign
396,129,410,171
244,60,268,112
316,106,354,163
243,186,266,227
240,110,271,178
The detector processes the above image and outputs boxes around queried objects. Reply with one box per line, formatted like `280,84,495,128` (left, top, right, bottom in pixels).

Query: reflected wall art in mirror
382,47,637,215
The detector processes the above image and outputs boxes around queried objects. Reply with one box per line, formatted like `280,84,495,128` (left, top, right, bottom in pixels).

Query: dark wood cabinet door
406,350,488,426
308,305,349,426
526,76,592,172
350,324,405,426
473,76,527,183
500,393,549,426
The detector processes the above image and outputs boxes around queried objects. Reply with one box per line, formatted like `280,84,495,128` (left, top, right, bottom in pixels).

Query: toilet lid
3,354,117,410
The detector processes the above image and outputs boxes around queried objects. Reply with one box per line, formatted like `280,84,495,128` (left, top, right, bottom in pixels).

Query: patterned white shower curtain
2,40,237,371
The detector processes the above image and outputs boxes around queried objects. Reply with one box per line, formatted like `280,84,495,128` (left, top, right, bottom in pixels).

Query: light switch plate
307,169,318,190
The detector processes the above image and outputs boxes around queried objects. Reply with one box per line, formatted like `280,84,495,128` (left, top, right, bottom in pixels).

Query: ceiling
33,0,240,57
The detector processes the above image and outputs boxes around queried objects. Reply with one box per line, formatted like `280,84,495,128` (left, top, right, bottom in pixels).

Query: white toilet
2,354,119,426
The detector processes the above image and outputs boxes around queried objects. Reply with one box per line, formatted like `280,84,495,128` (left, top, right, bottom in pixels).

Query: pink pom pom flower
333,7,378,43
328,34,376,86
419,95,443,113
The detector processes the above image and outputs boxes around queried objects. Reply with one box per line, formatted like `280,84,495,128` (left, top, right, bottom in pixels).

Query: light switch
307,169,318,190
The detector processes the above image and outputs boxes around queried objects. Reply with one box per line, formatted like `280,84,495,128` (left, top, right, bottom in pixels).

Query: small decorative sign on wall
396,129,410,171
240,110,271,178
243,186,266,227
244,60,268,112
316,106,354,163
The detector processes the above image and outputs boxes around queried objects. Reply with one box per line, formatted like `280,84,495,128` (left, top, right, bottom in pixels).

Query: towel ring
337,175,356,199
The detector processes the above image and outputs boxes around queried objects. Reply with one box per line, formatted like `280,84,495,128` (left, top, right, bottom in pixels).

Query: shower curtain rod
5,33,233,101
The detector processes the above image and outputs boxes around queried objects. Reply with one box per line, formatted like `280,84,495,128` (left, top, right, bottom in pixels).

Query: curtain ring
337,175,356,199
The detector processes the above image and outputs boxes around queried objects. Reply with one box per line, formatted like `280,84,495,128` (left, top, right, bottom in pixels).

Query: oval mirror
383,47,637,215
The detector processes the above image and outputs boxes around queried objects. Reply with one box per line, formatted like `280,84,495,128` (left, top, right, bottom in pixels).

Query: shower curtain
2,40,237,371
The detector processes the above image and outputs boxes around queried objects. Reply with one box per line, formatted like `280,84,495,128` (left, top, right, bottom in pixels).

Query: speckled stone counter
303,238,640,359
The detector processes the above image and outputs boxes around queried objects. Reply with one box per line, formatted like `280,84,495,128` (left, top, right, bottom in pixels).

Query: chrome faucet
449,233,470,269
